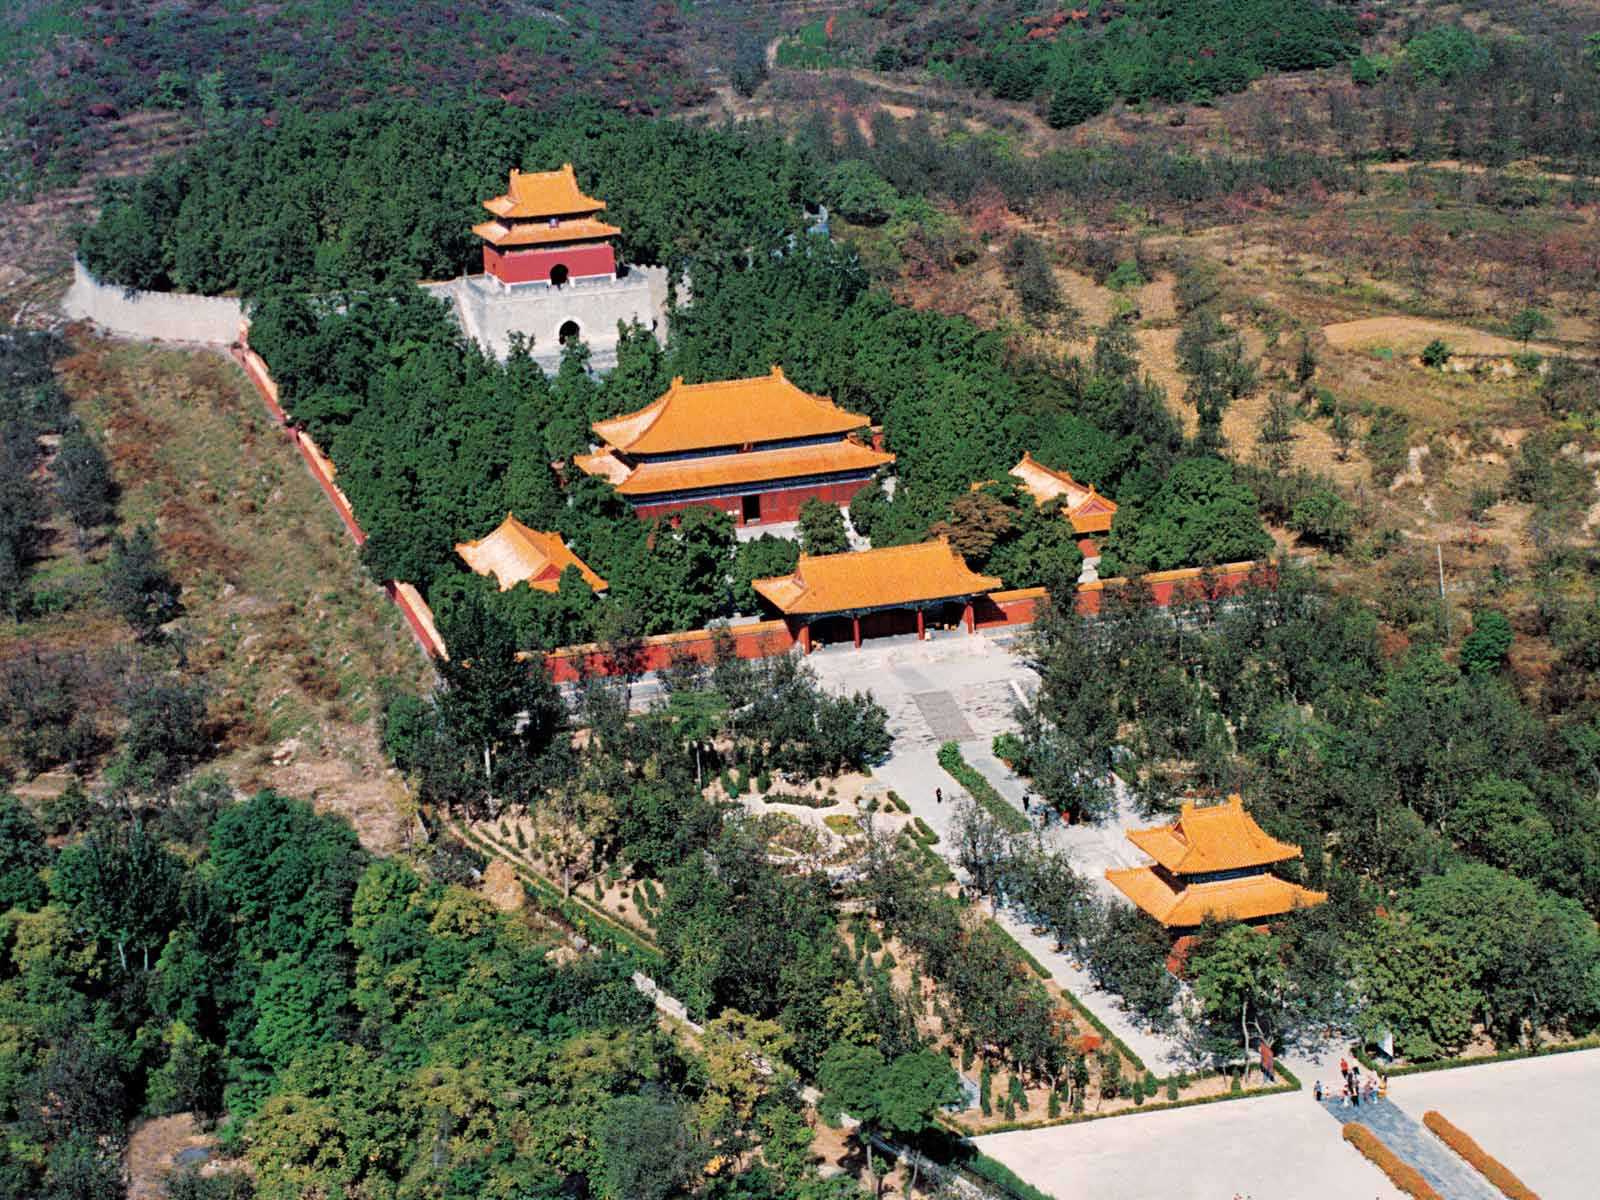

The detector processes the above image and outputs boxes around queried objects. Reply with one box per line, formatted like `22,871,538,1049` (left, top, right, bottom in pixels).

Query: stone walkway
1315,1097,1500,1200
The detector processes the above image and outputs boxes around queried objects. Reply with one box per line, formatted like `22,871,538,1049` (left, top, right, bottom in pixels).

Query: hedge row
946,1067,1297,1136
1055,981,1148,1075
1350,1034,1600,1079
455,823,664,964
1422,1112,1542,1200
989,921,1051,980
763,791,838,809
937,741,1031,834
963,1152,1061,1200
1342,1124,1443,1200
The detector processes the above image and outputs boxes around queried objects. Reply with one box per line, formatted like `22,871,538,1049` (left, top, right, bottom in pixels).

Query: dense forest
0,0,774,196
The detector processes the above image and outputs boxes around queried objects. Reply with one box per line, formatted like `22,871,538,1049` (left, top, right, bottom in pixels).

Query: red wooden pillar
916,609,926,641
852,615,862,649
963,601,975,633
799,622,812,654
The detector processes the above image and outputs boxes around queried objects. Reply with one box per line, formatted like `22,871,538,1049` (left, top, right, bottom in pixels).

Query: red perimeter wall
632,478,872,525
483,242,616,285
546,621,797,683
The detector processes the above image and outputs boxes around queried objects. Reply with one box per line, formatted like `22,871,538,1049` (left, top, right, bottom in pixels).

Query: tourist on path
1314,1080,1324,1102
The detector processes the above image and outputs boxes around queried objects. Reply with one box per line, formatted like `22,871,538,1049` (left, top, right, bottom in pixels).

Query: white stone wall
423,266,672,371
62,259,244,345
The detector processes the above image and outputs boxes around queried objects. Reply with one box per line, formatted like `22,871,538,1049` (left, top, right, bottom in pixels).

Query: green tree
434,589,563,811
104,525,183,640
822,160,899,225
1460,609,1513,675
1048,53,1111,129
52,428,117,550
1351,917,1478,1060
1508,307,1553,349
0,793,50,910
52,822,184,972
1187,924,1290,1069
109,677,209,793
732,534,800,614
598,1092,698,1200
798,499,849,556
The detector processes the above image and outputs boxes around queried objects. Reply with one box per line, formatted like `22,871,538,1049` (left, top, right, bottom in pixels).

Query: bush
1421,338,1452,369
1422,1112,1541,1200
991,732,1024,765
1342,1124,1444,1200
914,816,940,845
1460,610,1513,675
1288,488,1355,551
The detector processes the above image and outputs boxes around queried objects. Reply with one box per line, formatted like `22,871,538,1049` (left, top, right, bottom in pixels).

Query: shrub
937,741,1030,833
1422,1111,1542,1200
991,732,1024,764
756,770,771,793
1166,1077,1179,1101
1289,487,1355,550
1105,260,1145,292
1342,1124,1444,1200
914,816,940,845
1421,338,1452,368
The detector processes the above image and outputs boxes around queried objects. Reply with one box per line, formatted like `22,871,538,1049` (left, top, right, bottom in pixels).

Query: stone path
1315,1097,1500,1200
910,690,975,741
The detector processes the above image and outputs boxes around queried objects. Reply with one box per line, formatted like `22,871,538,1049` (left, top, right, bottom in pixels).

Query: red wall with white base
632,478,872,525
484,243,616,285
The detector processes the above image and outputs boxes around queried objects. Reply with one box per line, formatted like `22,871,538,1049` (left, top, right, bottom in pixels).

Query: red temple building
573,367,894,525
1008,452,1118,555
1105,794,1326,932
455,514,608,594
473,164,621,287
753,539,1001,651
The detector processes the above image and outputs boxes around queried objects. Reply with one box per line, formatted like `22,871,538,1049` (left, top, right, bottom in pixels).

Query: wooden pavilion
752,538,1001,651
1105,794,1326,931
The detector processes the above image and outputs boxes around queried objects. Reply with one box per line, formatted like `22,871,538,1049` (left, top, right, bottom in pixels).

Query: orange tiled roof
591,367,872,455
482,164,606,219
1125,794,1303,875
454,513,607,594
1009,452,1118,534
753,539,1002,616
573,439,893,496
1105,865,1326,928
472,216,623,248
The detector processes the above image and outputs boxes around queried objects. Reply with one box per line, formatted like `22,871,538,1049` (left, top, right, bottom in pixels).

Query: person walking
935,787,943,804
1313,1080,1324,1102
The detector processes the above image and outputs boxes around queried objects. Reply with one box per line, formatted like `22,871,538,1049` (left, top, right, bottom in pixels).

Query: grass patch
824,814,861,836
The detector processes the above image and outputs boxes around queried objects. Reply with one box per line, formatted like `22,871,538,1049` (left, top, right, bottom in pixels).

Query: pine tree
54,428,118,549
104,525,182,640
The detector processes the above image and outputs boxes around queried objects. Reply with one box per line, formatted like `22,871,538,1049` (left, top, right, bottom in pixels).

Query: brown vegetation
1423,1111,1543,1200
1343,1123,1445,1200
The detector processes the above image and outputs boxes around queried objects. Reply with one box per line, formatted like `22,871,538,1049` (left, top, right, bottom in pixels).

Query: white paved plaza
974,1049,1600,1200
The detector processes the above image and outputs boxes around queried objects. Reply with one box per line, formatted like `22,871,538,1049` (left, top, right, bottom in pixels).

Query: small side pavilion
455,513,608,594
753,538,1001,652
1105,794,1326,932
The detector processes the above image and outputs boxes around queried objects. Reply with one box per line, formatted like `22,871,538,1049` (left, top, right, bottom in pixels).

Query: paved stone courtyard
976,1047,1600,1200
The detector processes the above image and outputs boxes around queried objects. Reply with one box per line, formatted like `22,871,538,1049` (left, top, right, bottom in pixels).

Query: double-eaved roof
574,366,894,497
753,539,1002,616
455,514,608,594
1104,795,1326,929
592,367,874,456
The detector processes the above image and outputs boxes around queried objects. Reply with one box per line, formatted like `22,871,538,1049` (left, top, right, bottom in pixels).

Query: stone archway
558,319,581,345
549,263,569,287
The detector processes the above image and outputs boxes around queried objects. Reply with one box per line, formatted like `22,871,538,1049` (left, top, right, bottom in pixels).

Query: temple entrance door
549,263,570,287
741,494,761,524
558,320,580,345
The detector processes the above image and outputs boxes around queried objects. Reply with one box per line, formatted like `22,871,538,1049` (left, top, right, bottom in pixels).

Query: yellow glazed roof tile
752,539,1001,615
1009,452,1118,534
472,216,622,247
1125,794,1303,875
574,439,892,496
481,164,606,219
1105,865,1326,927
454,513,607,594
591,367,873,455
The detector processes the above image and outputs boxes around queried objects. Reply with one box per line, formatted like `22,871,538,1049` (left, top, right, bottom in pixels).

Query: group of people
1314,1059,1386,1107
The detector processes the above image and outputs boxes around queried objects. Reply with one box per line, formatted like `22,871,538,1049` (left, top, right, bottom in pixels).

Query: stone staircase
1317,1098,1500,1200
